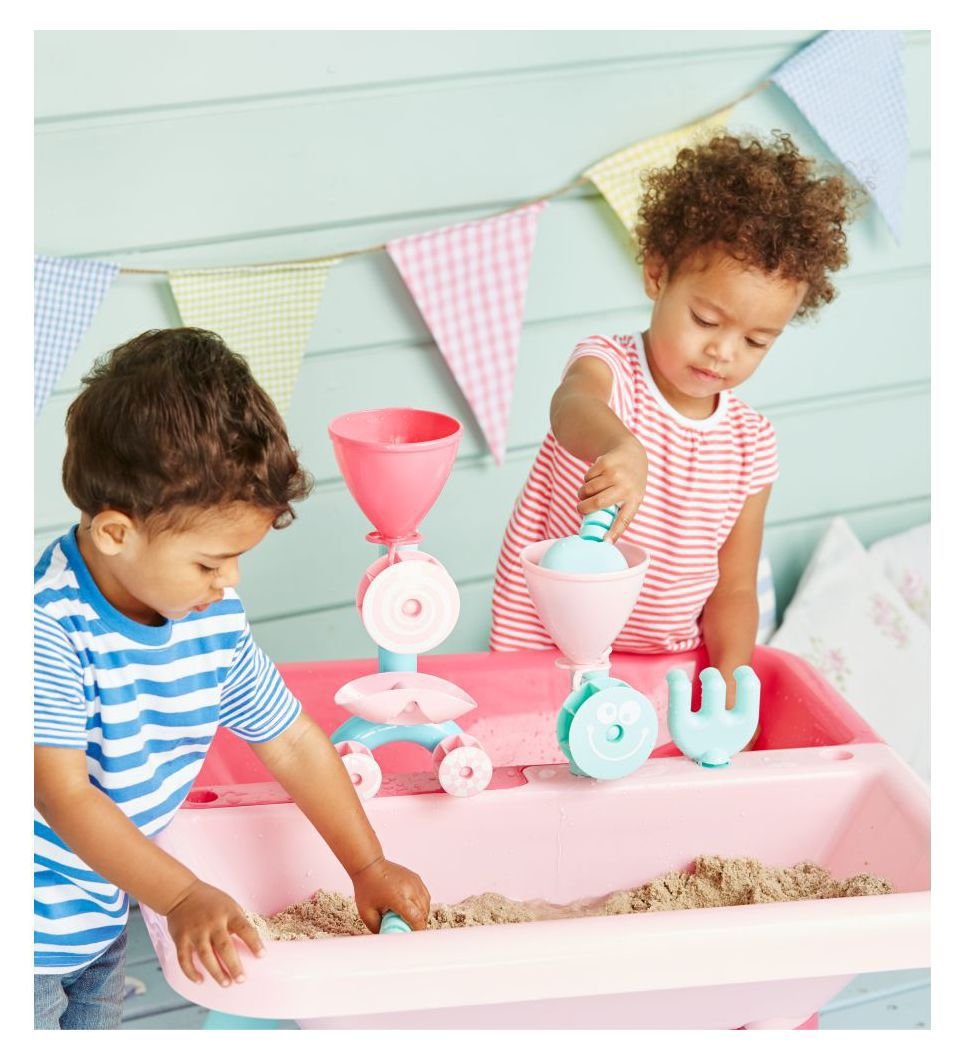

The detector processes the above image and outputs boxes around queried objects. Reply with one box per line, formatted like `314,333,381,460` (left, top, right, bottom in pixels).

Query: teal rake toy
666,665,760,768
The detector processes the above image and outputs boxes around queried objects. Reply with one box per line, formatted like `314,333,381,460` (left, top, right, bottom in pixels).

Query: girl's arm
550,357,648,542
700,484,772,707
250,712,431,932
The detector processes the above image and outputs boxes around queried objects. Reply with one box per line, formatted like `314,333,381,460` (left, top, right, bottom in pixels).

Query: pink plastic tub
141,647,929,1029
190,645,883,799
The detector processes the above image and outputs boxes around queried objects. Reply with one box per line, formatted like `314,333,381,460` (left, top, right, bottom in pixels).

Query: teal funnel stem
578,505,619,541
379,910,412,934
540,506,626,573
666,665,761,768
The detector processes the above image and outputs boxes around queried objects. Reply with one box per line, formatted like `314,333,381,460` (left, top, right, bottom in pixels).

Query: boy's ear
642,253,670,300
88,510,137,556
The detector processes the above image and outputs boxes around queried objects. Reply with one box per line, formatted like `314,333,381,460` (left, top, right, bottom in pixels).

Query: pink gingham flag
387,202,548,464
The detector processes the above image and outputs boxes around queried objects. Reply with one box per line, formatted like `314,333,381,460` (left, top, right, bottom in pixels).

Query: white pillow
769,517,930,779
868,522,930,625
756,550,776,644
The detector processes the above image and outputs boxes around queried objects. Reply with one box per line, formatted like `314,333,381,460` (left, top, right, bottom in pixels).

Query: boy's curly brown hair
63,328,313,533
635,131,866,319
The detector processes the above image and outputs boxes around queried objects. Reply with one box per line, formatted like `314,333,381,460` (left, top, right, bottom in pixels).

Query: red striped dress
490,332,779,654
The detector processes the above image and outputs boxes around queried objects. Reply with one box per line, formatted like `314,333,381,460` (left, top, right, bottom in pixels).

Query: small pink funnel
520,539,651,670
329,408,462,543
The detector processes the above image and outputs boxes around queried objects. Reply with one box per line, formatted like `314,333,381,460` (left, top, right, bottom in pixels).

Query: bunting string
113,79,768,277
35,32,908,445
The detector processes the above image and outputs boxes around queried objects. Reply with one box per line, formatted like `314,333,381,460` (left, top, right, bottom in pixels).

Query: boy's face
642,246,808,417
80,503,276,624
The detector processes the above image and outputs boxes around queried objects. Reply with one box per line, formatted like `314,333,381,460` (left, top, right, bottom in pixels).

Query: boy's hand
576,437,648,542
350,855,431,933
165,880,264,987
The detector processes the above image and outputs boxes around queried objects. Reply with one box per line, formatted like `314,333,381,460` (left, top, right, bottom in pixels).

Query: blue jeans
34,928,128,1030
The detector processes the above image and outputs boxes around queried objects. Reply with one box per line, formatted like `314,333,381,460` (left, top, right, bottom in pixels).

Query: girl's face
642,245,808,419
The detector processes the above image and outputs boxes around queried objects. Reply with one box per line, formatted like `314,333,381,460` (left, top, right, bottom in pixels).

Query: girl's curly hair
635,131,866,319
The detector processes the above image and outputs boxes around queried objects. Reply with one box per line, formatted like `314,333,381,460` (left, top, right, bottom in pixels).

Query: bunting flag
386,202,547,464
35,41,912,426
34,256,119,415
771,31,908,240
169,260,339,416
585,106,734,233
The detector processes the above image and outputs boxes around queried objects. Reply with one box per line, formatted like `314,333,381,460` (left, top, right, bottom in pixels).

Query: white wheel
334,740,382,800
432,735,493,797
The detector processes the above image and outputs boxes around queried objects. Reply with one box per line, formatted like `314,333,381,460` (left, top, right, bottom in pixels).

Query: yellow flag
585,107,734,234
169,260,339,417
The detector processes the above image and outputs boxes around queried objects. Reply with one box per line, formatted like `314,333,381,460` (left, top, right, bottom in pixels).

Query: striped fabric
34,528,301,975
490,333,779,654
169,260,339,417
585,106,733,234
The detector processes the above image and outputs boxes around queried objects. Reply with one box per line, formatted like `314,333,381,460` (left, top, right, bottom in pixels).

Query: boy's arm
550,357,647,543
35,745,265,985
700,484,772,707
250,712,430,932
35,745,199,910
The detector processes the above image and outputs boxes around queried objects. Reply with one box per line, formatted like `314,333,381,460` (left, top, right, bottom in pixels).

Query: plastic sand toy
142,408,929,1031
147,667,930,1029
520,511,657,780
327,409,492,799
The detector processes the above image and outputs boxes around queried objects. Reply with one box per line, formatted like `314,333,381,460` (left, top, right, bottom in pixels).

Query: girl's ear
87,510,137,557
642,253,670,300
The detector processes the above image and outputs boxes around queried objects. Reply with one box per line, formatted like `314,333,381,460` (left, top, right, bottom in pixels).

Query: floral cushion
868,521,930,625
769,517,930,779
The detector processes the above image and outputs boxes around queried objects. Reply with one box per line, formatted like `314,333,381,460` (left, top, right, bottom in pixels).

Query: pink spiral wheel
432,734,493,798
358,552,460,655
334,740,382,800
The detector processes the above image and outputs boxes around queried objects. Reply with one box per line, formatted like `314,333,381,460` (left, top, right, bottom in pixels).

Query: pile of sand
247,855,892,941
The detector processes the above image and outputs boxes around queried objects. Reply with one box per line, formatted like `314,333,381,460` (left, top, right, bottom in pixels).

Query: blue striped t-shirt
34,527,301,975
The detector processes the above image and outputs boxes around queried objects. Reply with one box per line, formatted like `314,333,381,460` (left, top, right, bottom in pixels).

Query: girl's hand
576,437,648,542
351,856,431,933
165,880,264,986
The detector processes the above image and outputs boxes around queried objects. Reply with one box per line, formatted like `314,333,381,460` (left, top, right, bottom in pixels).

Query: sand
247,855,892,941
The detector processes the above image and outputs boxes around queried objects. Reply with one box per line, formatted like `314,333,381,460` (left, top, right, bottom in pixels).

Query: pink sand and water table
140,408,930,1029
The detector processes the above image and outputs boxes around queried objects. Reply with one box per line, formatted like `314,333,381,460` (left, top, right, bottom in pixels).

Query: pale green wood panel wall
34,31,930,662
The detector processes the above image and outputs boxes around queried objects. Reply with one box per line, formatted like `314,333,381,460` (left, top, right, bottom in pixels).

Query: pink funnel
520,539,651,668
329,408,462,543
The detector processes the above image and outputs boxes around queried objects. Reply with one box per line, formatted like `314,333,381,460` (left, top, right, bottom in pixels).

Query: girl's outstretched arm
550,357,648,542
700,484,772,708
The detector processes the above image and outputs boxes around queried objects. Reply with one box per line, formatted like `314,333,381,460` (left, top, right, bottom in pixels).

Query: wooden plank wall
35,31,930,663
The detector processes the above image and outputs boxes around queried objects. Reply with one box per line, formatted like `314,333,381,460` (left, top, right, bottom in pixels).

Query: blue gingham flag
34,256,119,415
771,31,908,240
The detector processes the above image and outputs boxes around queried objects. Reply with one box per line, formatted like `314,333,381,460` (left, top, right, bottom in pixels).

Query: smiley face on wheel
565,685,657,780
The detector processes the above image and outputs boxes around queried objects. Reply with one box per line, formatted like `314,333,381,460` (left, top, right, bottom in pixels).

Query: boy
34,328,431,1029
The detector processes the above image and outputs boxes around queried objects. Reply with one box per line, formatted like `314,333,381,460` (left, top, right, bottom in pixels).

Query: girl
491,132,862,706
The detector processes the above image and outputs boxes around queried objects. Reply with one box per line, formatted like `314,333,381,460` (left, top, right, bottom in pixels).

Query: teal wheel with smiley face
557,679,657,780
